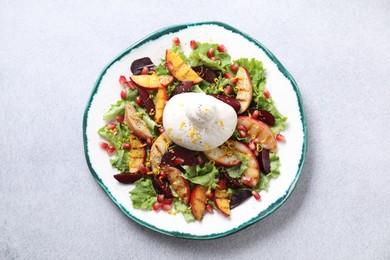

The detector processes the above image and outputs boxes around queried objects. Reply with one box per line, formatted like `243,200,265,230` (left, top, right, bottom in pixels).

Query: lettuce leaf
254,152,281,192
225,153,248,179
182,162,219,188
174,199,195,222
129,178,157,210
155,59,171,76
103,89,138,121
189,42,231,71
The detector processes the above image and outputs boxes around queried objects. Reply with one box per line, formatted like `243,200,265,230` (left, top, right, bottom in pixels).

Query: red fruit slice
233,141,260,188
235,67,253,114
190,185,208,221
164,166,190,205
124,102,153,140
149,132,172,172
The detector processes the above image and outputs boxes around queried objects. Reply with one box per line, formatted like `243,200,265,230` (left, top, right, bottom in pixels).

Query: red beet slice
210,94,241,112
161,145,198,166
230,190,252,209
130,57,156,75
192,66,217,83
137,87,155,118
113,172,143,184
220,171,243,189
250,109,275,126
258,148,270,174
170,81,193,98
151,175,173,198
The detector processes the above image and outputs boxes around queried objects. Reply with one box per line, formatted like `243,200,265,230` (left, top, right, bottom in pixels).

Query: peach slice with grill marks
203,143,241,166
130,74,174,89
149,132,171,172
235,66,253,114
125,102,153,140
165,49,203,83
128,134,146,173
164,166,190,205
154,87,168,124
190,185,208,221
232,140,260,188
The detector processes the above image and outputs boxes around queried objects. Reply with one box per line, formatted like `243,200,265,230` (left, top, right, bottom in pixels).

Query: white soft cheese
163,92,237,151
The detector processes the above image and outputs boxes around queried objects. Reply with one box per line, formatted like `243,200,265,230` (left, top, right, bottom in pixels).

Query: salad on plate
97,37,287,222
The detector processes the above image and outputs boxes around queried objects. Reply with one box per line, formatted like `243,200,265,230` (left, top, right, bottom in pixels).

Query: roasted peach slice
165,49,203,83
237,116,277,152
203,143,241,166
164,166,190,205
154,87,168,124
235,66,253,114
190,185,208,221
149,132,171,172
125,102,153,140
130,74,174,89
128,134,146,173
233,141,260,188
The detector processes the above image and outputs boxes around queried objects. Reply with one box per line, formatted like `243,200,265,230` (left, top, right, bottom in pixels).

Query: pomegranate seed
217,44,226,52
237,124,247,132
139,164,148,174
146,137,153,147
153,202,162,212
217,179,227,190
113,130,118,136
263,89,270,99
230,77,239,84
238,130,247,138
276,134,285,142
224,85,233,95
206,48,214,58
174,157,185,165
162,198,173,205
116,115,124,123
190,40,197,49
119,75,127,86
107,146,116,155
141,67,149,75
248,140,256,151
230,63,239,73
242,176,252,186
205,204,214,213
107,123,116,130
172,36,180,46
162,203,172,211
252,110,259,120
252,191,261,201
157,194,165,203
166,61,173,71
223,72,232,79
127,80,137,90
122,143,131,150
197,156,205,165
120,89,127,99
254,150,259,157
159,171,166,178
205,190,214,200
135,96,142,106
158,127,165,133
99,141,109,150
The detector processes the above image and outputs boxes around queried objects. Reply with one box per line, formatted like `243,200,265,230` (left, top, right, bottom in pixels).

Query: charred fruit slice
149,132,171,172
166,49,203,83
233,141,260,188
235,67,253,114
130,74,174,89
213,189,231,217
164,166,190,205
128,134,146,173
237,116,277,152
125,102,153,140
154,87,168,124
190,185,208,221
203,143,241,166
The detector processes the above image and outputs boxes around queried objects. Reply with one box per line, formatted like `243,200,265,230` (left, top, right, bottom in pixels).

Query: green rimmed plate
83,21,307,239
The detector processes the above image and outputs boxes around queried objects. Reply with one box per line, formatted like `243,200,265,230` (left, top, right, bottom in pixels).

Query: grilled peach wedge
237,116,277,152
154,87,168,124
165,49,203,83
214,188,231,217
233,141,260,188
128,134,146,174
125,102,153,140
235,67,253,114
190,185,208,221
203,143,241,166
164,166,190,205
130,74,174,89
149,132,171,172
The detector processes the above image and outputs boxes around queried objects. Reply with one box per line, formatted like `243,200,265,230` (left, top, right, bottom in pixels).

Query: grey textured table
1,1,389,259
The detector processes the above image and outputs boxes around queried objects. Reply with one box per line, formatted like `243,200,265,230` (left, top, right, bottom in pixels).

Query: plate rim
83,21,307,240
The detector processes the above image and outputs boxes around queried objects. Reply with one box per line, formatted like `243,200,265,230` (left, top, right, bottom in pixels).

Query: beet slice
130,57,156,75
161,145,198,166
220,171,243,189
137,87,155,118
151,175,173,198
192,66,217,83
230,190,252,209
113,172,143,184
258,148,270,174
170,81,193,98
250,109,275,126
210,94,241,112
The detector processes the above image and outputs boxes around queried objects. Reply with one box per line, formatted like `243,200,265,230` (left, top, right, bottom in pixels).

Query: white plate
83,22,307,239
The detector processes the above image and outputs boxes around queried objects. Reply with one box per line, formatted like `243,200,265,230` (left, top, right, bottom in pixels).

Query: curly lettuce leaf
189,42,231,70
155,59,171,76
129,178,157,210
182,162,219,188
225,153,248,179
103,89,138,121
174,199,195,222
